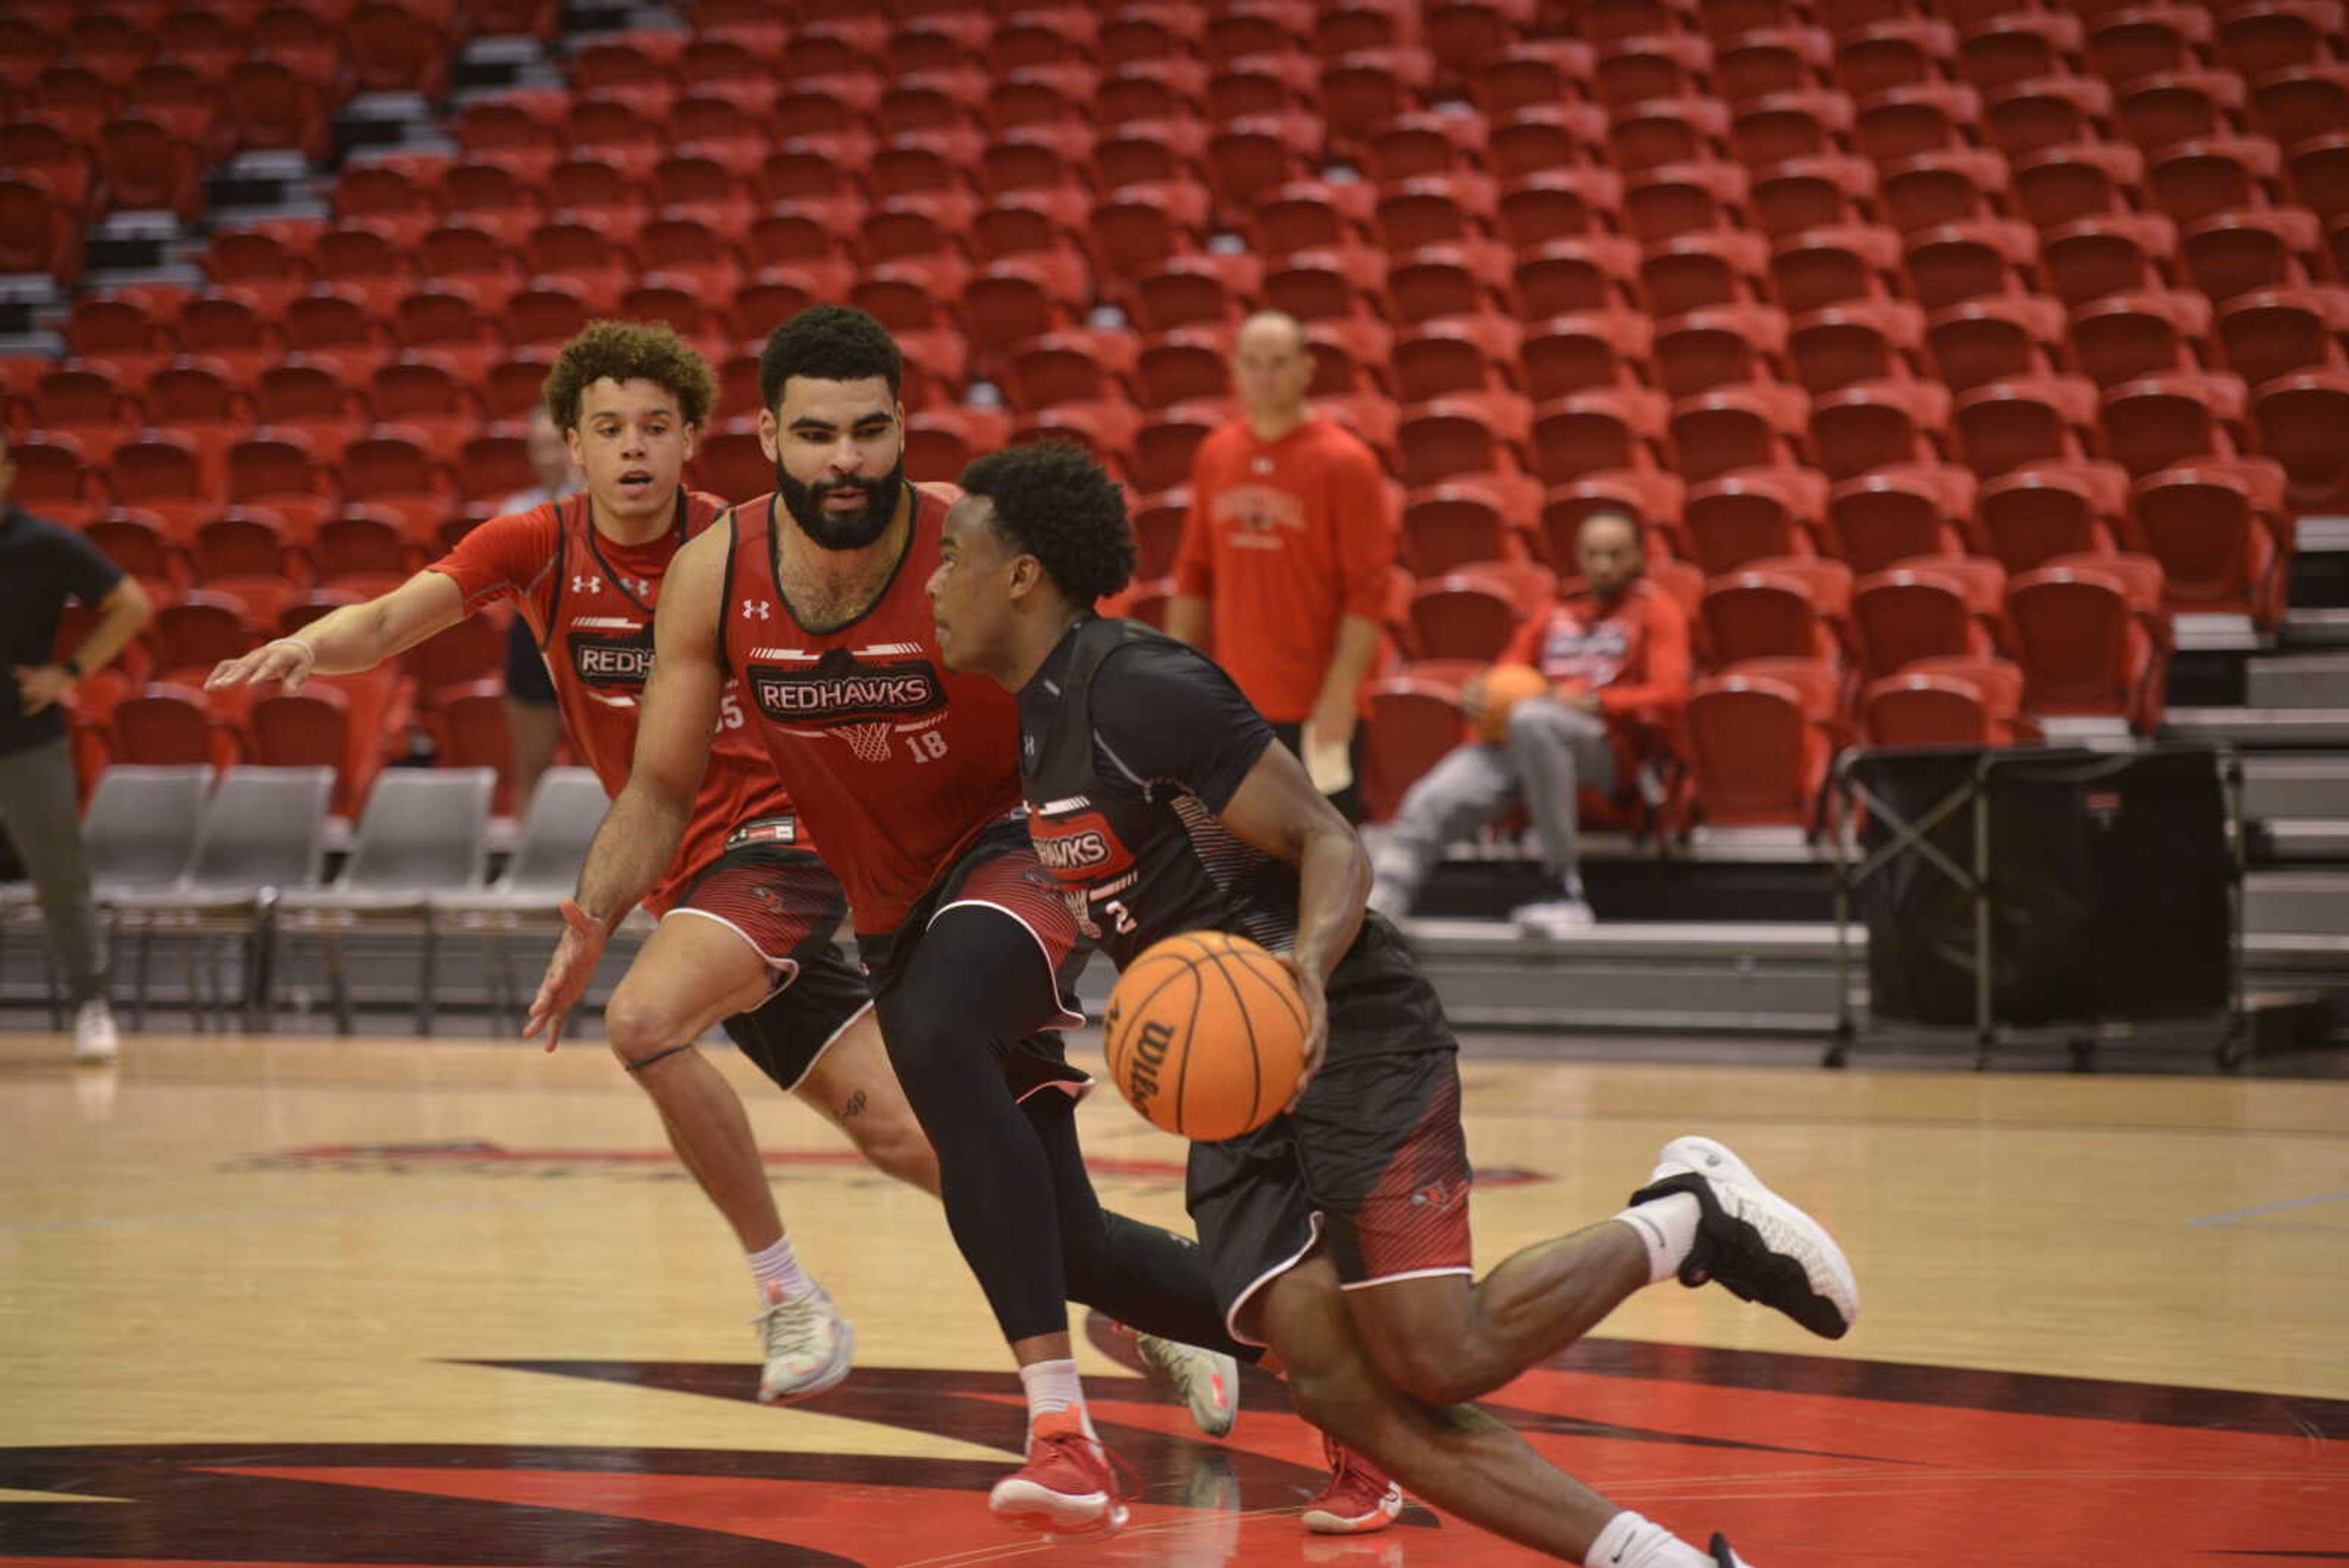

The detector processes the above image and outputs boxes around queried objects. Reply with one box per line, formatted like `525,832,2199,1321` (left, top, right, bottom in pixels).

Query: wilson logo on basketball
570,629,655,690
1123,1018,1178,1117
746,650,945,726
1031,808,1135,880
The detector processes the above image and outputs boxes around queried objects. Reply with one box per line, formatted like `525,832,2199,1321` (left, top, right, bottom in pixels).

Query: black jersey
1017,616,1301,964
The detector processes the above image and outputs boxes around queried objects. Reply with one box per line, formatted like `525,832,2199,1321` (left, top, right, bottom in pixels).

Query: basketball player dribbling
207,322,927,1404
927,439,1864,1567
526,307,1254,1533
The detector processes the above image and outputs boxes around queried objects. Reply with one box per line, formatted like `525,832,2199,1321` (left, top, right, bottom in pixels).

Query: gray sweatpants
1372,698,1617,912
0,737,106,1005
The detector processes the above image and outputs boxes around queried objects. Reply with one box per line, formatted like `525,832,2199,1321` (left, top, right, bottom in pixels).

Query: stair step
2165,707,2349,748
2282,609,2349,648
2246,871,2349,935
2246,653,2349,709
2244,756,2349,818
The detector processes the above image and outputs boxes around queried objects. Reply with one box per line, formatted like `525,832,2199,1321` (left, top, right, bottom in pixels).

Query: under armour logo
621,575,651,597
572,574,601,594
743,599,773,620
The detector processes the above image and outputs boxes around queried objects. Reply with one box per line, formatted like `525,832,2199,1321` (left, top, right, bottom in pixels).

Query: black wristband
59,655,83,678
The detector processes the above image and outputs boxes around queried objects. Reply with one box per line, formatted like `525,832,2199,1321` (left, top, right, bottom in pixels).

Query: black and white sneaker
1710,1531,1753,1566
1628,1135,1858,1340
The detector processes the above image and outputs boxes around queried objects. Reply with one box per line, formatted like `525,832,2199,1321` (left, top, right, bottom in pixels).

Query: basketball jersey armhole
716,504,741,677
536,496,584,654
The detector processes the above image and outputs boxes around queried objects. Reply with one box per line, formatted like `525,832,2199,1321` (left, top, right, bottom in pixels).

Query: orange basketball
1102,929,1308,1142
1475,661,1551,742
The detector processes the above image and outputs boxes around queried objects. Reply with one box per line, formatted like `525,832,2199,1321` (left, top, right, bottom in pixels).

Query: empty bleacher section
4,0,2348,1049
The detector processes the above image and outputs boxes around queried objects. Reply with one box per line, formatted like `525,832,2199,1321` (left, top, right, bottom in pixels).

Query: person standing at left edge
0,428,153,1064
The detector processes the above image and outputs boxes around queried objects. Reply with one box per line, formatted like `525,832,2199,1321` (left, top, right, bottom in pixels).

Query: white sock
747,1236,814,1304
1612,1192,1702,1285
1586,1509,1718,1567
1019,1357,1095,1440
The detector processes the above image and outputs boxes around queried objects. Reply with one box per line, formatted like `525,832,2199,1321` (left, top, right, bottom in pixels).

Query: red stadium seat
1748,153,1880,237
2014,141,2150,228
2099,370,2258,477
1926,295,2072,392
1854,81,1983,163
1850,560,2003,678
1640,231,1773,318
1769,223,1904,314
2251,369,2349,509
2069,289,2211,390
1502,169,1630,253
1787,299,1928,393
2218,2,2347,78
1861,658,2033,747
1984,75,2117,158
1595,32,1714,110
1531,387,1671,484
1827,466,1978,571
2004,555,2170,731
1729,88,1858,170
2043,214,2182,307
2091,7,2218,88
1683,472,1822,575
1523,312,1655,399
1408,571,1525,663
111,681,237,770
1956,11,2084,92
1670,382,1812,480
2131,464,2291,626
1684,666,1838,830
1976,467,2128,573
1400,486,1529,578
1809,379,1953,478
1609,95,1732,175
1835,20,1959,99
1653,304,1792,399
1880,147,2013,235
2253,63,2349,150
1620,161,1750,246
2216,287,2349,387
1513,235,1643,318
1702,558,1854,665
1954,375,2104,475
2150,138,2286,226
2181,207,2325,302
2121,72,2251,155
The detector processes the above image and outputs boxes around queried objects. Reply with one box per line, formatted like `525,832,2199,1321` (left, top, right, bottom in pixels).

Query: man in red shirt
1369,510,1692,934
530,307,1254,1536
207,322,932,1404
1166,311,1396,820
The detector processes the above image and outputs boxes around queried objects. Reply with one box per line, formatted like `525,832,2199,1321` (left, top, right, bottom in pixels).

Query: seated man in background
497,405,583,810
1370,510,1691,935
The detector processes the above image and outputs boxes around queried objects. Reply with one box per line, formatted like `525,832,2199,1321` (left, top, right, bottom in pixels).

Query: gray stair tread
1409,917,2349,968
2282,609,2349,648
2166,707,2349,745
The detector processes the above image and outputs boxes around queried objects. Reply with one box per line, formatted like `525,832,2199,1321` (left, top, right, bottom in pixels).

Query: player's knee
844,1107,940,1195
1283,1351,1383,1447
604,989,689,1069
1364,1336,1484,1406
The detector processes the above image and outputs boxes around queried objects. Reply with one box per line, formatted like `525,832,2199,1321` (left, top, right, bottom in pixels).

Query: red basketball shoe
1301,1435,1404,1534
989,1411,1132,1535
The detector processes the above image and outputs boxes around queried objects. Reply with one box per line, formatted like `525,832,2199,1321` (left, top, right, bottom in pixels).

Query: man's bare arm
206,571,467,691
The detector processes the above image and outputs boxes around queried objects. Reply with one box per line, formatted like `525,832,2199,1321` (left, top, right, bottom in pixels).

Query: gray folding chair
429,767,612,1030
1,764,210,1022
276,768,495,1035
109,765,335,1031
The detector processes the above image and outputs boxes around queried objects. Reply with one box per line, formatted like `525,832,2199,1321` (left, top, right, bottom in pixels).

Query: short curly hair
960,442,1137,606
542,319,717,432
758,305,904,412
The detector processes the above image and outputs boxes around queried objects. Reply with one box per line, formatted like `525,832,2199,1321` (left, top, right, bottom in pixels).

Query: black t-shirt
0,506,124,757
1019,619,1294,965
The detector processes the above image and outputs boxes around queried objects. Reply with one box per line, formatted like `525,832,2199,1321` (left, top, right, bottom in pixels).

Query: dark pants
0,737,105,1005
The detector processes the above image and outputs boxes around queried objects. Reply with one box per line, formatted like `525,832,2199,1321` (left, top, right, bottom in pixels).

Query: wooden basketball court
3,1027,2343,1565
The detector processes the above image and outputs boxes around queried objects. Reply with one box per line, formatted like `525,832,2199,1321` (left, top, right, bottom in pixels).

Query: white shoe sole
990,1478,1128,1534
757,1318,855,1405
1303,1484,1404,1535
1655,1134,1859,1338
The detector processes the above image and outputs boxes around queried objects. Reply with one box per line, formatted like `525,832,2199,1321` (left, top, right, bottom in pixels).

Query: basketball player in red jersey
926,440,1863,1568
206,322,932,1405
530,307,1258,1536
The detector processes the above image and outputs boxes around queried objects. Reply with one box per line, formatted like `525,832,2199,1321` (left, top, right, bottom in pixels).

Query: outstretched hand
206,639,317,694
523,897,610,1052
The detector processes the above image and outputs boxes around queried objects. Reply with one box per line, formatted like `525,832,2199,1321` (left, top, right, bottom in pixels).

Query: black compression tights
875,905,1245,1355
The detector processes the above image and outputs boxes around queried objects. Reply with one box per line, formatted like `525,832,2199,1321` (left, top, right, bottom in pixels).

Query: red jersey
719,487,1023,935
1171,415,1397,722
429,489,798,913
1504,577,1693,779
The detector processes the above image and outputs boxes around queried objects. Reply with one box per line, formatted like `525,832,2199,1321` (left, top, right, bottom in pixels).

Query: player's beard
777,458,907,552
